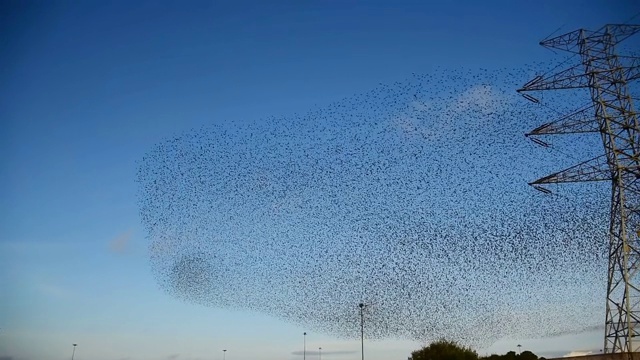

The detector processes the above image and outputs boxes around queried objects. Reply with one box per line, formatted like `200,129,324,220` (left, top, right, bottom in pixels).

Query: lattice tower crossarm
517,24,640,353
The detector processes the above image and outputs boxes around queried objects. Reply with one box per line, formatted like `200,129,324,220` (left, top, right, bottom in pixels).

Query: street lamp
303,332,307,360
517,345,522,355
71,344,77,360
223,349,227,360
359,303,365,360
319,347,322,360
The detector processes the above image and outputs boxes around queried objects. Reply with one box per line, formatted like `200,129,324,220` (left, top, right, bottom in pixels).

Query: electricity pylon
517,24,640,353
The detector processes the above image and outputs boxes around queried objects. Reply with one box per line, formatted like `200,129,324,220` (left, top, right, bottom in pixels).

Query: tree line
409,339,545,360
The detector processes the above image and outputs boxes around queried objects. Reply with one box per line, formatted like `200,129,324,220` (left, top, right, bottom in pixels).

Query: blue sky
1,1,638,360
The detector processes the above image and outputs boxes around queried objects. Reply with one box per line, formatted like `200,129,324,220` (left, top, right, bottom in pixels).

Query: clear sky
1,1,638,360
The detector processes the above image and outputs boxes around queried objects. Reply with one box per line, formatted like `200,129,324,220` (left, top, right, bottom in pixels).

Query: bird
136,64,614,348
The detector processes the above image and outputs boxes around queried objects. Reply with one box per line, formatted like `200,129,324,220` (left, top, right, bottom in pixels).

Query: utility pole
359,303,365,360
517,23,640,354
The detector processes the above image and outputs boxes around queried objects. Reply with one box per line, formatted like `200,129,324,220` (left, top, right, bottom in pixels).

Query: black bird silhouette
137,66,614,348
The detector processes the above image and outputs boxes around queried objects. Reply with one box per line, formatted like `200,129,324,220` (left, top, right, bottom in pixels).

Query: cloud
562,350,599,357
535,348,602,358
0,356,13,360
166,354,179,360
109,230,133,254
36,282,71,299
455,84,500,114
291,350,357,356
392,84,506,143
533,351,566,358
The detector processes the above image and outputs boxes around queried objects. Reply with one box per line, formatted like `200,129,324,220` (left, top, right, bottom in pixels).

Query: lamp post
359,303,365,360
303,332,307,360
517,345,522,355
71,344,77,360
223,349,227,360
319,347,322,360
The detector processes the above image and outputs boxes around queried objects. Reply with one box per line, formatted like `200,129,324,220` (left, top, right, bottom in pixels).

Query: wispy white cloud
455,84,501,114
562,350,598,357
291,350,357,356
35,282,72,299
109,230,133,254
391,84,506,143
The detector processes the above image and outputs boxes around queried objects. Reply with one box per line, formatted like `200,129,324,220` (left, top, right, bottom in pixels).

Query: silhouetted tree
409,341,541,360
502,351,517,360
410,339,479,360
479,349,539,360
519,350,538,360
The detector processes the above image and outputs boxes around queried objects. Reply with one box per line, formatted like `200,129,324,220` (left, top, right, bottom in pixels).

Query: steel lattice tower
517,24,640,353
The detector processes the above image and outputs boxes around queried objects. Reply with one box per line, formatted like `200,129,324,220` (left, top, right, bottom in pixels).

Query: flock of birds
137,65,626,348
